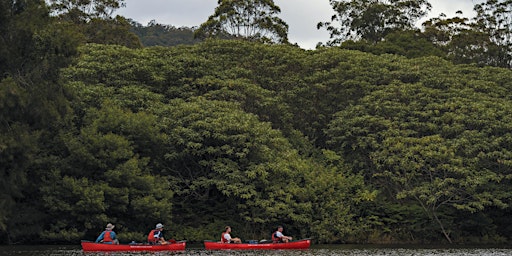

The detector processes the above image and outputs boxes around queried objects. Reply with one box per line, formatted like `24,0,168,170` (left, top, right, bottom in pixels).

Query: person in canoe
272,225,292,243
95,223,119,244
148,223,168,244
221,226,241,243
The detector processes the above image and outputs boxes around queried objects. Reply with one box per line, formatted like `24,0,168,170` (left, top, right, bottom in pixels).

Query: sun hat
156,223,164,229
106,223,115,230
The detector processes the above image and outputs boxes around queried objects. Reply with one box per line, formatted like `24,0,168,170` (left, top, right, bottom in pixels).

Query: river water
1,244,512,256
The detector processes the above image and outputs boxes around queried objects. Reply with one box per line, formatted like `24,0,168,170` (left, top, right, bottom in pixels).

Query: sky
115,0,483,49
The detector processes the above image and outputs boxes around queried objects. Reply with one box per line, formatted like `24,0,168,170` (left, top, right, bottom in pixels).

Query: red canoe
204,238,311,250
81,240,186,252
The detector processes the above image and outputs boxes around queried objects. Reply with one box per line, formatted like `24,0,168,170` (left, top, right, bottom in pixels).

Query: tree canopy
319,0,432,45
195,0,289,44
48,0,126,22
3,0,512,246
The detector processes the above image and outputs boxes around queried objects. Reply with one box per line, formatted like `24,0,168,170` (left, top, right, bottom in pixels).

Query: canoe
81,240,186,252
204,238,311,250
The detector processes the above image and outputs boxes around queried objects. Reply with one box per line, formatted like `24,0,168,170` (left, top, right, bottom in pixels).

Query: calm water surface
1,244,512,256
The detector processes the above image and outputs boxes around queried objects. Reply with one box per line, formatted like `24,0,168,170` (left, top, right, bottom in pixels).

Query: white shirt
223,233,232,242
275,231,284,238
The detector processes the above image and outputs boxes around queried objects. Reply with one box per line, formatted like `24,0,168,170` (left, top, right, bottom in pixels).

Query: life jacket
103,231,113,242
221,232,228,243
147,229,157,243
272,231,282,243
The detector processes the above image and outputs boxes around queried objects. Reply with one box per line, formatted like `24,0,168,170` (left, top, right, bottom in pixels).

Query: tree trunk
433,211,452,243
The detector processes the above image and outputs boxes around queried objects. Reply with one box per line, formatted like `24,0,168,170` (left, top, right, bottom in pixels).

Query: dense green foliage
3,0,512,246
0,0,80,243
4,38,512,244
130,20,200,47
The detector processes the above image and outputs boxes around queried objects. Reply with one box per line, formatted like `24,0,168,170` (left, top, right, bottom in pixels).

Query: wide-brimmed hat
106,223,115,230
156,223,164,229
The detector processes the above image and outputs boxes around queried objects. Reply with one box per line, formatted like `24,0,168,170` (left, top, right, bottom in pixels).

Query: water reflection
1,245,512,256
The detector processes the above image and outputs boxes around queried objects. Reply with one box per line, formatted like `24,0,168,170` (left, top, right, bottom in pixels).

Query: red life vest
103,231,113,242
221,232,228,243
147,229,157,243
272,231,282,243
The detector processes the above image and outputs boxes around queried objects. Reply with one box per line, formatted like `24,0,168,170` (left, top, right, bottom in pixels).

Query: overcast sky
116,0,483,49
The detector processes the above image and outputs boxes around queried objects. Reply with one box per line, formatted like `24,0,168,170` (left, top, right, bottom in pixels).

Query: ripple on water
1,246,512,256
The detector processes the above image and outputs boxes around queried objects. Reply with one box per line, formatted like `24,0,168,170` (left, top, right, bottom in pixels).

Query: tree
326,59,512,243
471,0,512,68
158,97,311,239
84,16,142,48
0,0,80,243
1,0,79,82
47,0,142,48
47,0,125,23
340,29,445,58
304,150,376,243
422,12,472,47
130,20,200,47
39,102,173,242
195,0,289,44
319,0,431,45
422,1,512,68
447,28,508,67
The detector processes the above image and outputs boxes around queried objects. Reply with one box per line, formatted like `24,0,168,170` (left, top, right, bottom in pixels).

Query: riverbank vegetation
2,0,512,245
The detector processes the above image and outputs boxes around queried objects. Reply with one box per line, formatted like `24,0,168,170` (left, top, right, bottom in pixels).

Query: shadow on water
1,244,512,256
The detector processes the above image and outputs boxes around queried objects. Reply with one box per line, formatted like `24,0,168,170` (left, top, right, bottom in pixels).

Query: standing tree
319,0,431,45
47,0,125,23
0,0,80,243
47,0,141,48
194,0,289,44
471,0,512,68
422,12,472,47
422,0,512,68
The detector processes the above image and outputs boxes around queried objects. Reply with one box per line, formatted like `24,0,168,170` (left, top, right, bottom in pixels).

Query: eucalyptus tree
47,0,125,22
474,0,512,49
318,0,431,45
422,0,512,68
421,13,490,65
422,12,471,46
195,0,289,43
46,0,134,46
471,0,512,68
46,0,141,48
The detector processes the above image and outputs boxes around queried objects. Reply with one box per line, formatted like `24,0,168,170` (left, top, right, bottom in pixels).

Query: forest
1,0,512,245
